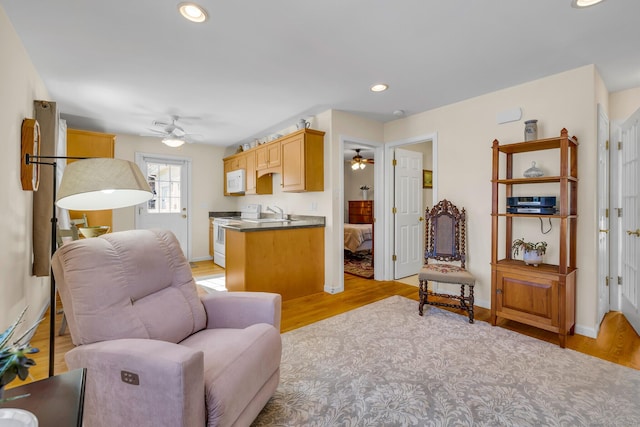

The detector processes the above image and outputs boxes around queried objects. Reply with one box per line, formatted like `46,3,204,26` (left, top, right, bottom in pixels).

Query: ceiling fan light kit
351,148,373,170
162,137,186,147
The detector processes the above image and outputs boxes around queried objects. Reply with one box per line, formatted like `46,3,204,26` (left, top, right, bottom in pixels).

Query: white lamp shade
56,158,152,210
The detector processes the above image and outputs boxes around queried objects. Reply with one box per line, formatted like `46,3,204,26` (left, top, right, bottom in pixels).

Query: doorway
135,153,191,259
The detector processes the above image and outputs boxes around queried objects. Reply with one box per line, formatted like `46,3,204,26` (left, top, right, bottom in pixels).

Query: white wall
0,5,51,330
384,65,600,333
113,134,233,261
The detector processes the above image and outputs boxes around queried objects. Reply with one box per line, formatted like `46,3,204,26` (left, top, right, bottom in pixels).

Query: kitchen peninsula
222,216,325,300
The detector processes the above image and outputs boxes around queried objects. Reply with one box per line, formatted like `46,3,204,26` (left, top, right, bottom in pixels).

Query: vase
362,190,368,200
523,250,542,266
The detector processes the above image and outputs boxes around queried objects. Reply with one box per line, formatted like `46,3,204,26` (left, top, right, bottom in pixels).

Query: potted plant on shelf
0,307,39,401
512,238,547,267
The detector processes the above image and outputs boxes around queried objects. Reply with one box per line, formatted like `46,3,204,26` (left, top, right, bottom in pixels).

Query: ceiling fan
146,115,200,147
351,149,374,170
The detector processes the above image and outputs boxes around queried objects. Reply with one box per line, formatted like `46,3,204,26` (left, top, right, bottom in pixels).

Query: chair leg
468,284,475,324
418,279,427,316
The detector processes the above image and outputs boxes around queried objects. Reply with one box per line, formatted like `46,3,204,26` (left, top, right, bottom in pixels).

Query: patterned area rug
343,251,373,279
253,296,640,426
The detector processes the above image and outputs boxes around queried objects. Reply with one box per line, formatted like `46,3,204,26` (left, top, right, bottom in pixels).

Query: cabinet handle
496,289,503,294
627,229,640,237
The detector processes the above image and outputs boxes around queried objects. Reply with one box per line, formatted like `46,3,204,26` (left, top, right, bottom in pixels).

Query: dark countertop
218,215,325,232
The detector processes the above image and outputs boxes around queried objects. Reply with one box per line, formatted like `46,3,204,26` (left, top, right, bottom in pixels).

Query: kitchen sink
242,218,293,223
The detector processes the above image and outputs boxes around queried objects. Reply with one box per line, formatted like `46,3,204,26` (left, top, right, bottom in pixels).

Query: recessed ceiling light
571,0,605,8
370,84,388,92
178,2,208,23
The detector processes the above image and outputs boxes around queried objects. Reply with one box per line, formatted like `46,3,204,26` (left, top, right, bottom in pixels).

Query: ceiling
3,1,640,148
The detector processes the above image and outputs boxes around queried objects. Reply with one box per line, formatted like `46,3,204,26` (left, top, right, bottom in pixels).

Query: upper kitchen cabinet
281,129,325,192
223,151,272,196
256,140,281,175
223,153,246,196
66,128,115,228
244,150,272,195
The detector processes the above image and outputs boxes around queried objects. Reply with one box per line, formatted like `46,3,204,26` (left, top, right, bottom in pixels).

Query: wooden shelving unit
490,128,578,347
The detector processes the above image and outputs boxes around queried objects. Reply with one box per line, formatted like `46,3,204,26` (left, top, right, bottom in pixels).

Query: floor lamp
23,154,152,377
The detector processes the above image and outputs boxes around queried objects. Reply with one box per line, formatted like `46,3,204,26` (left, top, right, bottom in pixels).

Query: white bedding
344,223,373,252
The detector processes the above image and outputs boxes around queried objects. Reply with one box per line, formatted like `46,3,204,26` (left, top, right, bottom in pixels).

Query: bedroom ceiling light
370,83,388,92
178,2,208,23
162,137,186,147
352,162,366,170
571,0,605,8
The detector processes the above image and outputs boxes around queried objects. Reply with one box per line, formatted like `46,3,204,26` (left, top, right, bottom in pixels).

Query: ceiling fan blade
146,128,169,135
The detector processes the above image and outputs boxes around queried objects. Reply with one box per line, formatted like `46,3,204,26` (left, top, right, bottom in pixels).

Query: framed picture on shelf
423,170,432,189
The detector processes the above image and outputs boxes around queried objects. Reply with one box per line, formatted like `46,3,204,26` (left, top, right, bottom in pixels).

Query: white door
394,148,423,279
136,153,190,258
620,109,640,334
596,104,610,329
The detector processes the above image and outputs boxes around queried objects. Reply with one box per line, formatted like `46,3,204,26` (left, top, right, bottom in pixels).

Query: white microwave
226,169,246,194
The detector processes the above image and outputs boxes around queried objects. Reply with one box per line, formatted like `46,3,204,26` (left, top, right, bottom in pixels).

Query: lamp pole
26,154,86,377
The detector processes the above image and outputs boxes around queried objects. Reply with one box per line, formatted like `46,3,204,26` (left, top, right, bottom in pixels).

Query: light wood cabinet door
66,128,115,229
281,129,324,192
256,140,281,171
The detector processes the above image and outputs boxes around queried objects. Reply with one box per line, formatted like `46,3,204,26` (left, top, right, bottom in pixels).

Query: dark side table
0,368,86,427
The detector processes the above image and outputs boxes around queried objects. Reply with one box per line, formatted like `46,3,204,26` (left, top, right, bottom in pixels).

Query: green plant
512,238,547,256
0,307,40,392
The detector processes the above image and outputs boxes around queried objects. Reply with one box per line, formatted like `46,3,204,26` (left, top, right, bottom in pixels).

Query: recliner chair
51,229,282,427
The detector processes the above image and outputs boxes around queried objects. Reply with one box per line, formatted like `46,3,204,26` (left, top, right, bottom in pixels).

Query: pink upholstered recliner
51,229,282,427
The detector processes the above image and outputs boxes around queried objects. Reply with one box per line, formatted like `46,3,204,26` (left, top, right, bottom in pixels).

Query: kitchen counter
220,215,325,232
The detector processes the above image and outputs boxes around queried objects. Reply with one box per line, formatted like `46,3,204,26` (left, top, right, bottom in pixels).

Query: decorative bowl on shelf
78,226,110,238
523,161,544,178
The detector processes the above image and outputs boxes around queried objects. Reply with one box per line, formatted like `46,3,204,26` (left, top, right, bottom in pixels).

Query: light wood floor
11,260,640,389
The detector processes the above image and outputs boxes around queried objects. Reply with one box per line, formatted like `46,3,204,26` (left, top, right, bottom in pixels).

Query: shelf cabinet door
256,141,281,170
281,130,324,192
496,270,559,330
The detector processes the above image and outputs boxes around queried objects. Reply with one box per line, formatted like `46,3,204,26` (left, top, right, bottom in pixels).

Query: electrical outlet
310,202,318,211
121,370,139,385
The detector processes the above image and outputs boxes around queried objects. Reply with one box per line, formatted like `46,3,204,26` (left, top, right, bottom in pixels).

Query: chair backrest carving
424,199,467,268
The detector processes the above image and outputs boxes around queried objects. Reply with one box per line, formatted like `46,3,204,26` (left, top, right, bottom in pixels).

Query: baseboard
190,255,213,262
574,324,597,339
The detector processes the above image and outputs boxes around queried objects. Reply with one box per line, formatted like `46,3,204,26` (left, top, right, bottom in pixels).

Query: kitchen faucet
267,205,285,219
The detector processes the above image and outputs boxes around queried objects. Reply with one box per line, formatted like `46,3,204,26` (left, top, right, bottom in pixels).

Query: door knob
419,217,424,222
627,229,640,237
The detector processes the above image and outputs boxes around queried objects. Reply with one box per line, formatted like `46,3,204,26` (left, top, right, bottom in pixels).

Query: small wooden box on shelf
490,128,578,348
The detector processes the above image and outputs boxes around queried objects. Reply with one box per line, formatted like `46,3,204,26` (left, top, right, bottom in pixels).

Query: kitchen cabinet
490,128,578,347
281,129,324,192
223,151,272,196
66,128,115,229
225,226,325,300
222,128,324,195
256,140,281,173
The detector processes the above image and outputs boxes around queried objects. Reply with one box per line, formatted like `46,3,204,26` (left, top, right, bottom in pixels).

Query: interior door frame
339,136,384,284
134,152,192,260
383,132,438,281
596,103,610,332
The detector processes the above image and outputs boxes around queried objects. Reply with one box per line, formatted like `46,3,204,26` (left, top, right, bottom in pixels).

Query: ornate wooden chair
418,199,475,323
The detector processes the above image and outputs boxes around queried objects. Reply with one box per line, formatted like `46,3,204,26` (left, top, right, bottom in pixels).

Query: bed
344,223,373,253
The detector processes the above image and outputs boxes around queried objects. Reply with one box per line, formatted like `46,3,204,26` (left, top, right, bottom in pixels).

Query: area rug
253,296,640,427
344,251,373,279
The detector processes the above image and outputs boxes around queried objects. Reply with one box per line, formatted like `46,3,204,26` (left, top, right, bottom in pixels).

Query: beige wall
0,6,51,330
610,86,640,122
344,161,374,215
113,135,234,260
384,65,600,334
